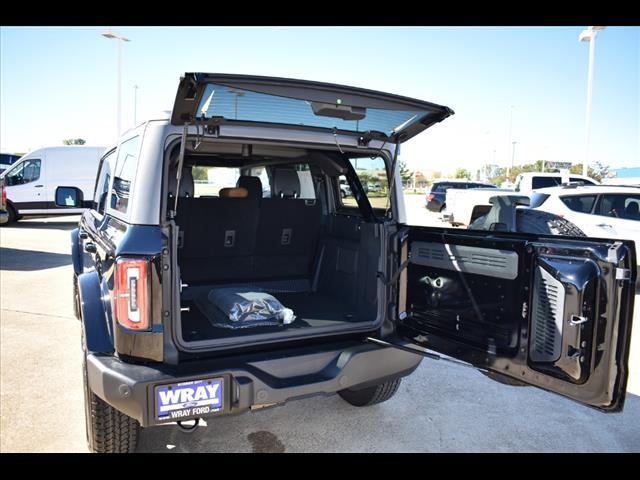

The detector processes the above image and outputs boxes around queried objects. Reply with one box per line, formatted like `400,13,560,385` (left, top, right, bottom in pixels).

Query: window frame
106,133,142,220
91,148,117,218
4,158,41,186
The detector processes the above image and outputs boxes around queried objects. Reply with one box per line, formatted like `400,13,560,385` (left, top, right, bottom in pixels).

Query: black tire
82,349,139,453
1,204,17,225
338,378,402,407
516,209,586,237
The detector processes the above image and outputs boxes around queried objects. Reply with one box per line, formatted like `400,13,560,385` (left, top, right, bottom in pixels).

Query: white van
0,146,105,224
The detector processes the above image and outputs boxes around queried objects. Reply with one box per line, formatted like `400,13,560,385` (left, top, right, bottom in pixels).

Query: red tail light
427,193,434,202
114,258,150,331
1,186,5,205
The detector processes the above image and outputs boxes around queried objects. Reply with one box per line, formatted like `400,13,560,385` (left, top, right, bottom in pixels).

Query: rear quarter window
560,195,597,213
110,136,141,214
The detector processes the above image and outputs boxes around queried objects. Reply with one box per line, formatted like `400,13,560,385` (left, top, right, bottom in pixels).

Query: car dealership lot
1,207,639,453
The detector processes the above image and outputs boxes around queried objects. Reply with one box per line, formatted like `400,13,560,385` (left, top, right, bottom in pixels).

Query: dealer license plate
155,377,223,421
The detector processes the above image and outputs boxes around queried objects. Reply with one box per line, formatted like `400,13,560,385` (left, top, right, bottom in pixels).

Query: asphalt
1,203,639,453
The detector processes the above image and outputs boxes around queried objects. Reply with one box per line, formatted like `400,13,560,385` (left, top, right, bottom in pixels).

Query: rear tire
82,350,139,453
1,204,17,225
338,378,402,407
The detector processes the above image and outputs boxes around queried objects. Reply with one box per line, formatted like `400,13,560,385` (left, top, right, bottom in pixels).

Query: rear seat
175,169,260,283
175,167,321,284
253,168,322,279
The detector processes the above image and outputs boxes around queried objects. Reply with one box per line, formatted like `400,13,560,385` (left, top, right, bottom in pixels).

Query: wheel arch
78,270,114,354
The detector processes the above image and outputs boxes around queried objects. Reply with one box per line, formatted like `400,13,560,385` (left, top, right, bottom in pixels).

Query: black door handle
34,185,44,188
84,242,97,254
78,231,88,240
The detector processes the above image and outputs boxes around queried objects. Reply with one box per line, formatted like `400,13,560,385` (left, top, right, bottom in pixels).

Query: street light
102,28,131,138
506,105,514,179
133,85,139,126
579,26,606,177
511,141,517,171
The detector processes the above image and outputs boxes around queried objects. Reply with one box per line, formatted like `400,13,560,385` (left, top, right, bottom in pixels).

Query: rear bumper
86,340,422,427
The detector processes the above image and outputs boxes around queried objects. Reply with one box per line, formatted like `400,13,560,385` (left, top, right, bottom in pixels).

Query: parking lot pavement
1,211,639,453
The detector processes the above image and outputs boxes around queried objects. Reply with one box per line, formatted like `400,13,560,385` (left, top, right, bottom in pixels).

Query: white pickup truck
443,172,598,227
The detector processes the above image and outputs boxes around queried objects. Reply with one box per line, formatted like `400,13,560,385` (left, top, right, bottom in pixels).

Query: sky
1,26,638,175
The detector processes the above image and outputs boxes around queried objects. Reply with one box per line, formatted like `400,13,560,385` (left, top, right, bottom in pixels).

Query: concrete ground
1,200,639,453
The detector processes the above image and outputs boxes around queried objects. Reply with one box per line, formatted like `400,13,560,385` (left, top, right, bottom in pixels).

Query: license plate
155,377,223,421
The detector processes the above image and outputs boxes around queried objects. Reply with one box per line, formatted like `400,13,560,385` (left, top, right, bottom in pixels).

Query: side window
110,136,141,214
570,177,596,186
532,176,562,189
339,156,388,210
93,151,115,215
5,159,41,186
596,194,640,220
192,166,240,197
560,195,597,213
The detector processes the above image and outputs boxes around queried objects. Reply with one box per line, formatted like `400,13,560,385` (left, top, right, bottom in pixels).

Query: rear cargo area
171,157,383,347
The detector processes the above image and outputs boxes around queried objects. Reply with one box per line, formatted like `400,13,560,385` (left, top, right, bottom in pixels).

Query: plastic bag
199,288,295,329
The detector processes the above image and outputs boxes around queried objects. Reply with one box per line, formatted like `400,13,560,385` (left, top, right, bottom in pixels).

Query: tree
569,161,609,182
63,138,86,145
192,166,209,181
398,160,413,184
454,168,471,180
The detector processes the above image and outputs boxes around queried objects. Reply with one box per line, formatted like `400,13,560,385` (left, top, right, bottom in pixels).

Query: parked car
0,152,22,175
444,172,600,227
0,178,8,225
0,146,105,224
425,180,496,212
530,185,640,266
65,73,635,453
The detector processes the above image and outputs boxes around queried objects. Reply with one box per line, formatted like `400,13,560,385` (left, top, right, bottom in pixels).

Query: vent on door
409,241,518,280
530,266,564,362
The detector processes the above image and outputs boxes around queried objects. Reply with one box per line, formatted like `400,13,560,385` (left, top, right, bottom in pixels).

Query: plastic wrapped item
196,288,295,329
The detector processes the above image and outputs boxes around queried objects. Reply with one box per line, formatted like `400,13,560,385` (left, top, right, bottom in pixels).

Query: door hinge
616,268,631,281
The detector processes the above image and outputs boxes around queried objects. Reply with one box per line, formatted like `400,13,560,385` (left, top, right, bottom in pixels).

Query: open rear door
396,227,636,412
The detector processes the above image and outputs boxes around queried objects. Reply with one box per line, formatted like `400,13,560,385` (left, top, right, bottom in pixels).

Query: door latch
569,315,588,326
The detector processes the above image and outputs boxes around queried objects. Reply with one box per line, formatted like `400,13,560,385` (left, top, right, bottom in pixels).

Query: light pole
511,141,517,171
579,26,606,177
102,28,131,138
506,105,514,179
133,85,139,126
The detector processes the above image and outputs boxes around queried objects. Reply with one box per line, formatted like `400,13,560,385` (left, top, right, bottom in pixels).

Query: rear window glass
197,83,433,138
110,136,140,214
560,195,597,213
532,176,562,189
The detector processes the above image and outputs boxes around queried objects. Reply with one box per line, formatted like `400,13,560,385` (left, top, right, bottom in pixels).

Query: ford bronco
60,73,636,452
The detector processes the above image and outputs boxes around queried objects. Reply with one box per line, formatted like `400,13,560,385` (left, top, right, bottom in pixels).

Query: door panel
398,226,635,412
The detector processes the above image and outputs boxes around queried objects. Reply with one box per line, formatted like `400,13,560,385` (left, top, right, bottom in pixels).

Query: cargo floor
180,290,359,341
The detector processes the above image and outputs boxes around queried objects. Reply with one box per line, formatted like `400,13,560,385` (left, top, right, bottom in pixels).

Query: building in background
603,167,640,186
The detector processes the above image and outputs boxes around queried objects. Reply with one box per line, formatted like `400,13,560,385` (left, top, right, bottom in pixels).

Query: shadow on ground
2,219,78,231
0,247,71,271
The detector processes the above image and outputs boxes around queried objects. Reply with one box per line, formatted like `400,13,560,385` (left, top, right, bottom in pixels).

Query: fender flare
78,270,114,354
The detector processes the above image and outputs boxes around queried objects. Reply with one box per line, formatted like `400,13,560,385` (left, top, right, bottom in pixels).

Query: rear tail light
114,258,150,330
1,184,5,205
427,193,434,202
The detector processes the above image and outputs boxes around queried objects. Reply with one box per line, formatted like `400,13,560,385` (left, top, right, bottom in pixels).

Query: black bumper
86,340,422,427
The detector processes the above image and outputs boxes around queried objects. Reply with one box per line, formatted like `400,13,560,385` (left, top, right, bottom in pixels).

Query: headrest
237,175,263,199
272,168,300,198
219,187,248,199
168,167,194,198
